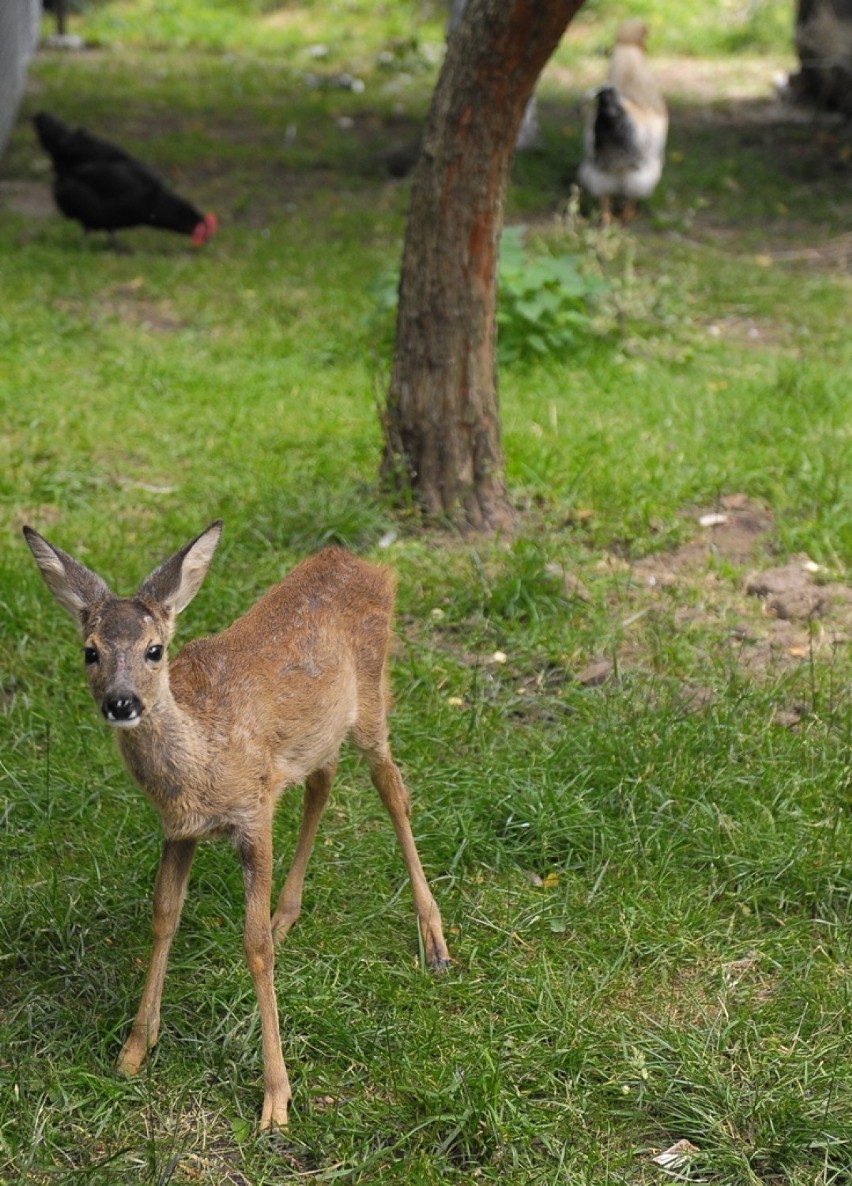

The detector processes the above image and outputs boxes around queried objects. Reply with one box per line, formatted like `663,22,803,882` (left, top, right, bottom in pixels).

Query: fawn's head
24,522,222,728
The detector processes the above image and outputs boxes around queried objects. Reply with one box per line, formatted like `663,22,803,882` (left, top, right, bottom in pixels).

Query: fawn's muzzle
103,693,143,725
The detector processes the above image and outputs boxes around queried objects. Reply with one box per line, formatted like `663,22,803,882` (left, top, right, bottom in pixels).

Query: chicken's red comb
191,212,218,246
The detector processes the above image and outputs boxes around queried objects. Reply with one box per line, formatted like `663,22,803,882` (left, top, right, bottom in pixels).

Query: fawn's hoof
115,1047,145,1077
270,911,299,944
424,932,452,972
260,1087,291,1130
116,1025,156,1076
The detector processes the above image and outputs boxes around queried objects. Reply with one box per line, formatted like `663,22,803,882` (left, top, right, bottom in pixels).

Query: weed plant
368,224,609,364
1,1,851,1183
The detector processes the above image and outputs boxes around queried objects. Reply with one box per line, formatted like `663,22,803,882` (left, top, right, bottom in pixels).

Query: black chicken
33,112,217,248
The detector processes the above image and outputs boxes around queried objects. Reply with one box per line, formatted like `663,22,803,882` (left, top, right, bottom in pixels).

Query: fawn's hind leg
352,666,449,970
272,760,337,942
363,743,450,971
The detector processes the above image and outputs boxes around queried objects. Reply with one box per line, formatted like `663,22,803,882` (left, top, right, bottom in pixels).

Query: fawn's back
122,546,397,838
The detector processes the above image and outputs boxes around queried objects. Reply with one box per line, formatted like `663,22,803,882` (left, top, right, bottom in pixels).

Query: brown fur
23,522,450,1129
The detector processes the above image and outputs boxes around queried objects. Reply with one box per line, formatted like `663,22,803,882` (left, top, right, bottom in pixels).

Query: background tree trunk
382,0,584,531
789,0,852,114
0,0,41,162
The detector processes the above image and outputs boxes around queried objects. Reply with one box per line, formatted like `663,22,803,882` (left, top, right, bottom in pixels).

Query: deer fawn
23,521,450,1129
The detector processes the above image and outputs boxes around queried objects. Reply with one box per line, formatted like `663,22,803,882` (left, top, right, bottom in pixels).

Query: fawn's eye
83,646,99,666
146,644,164,663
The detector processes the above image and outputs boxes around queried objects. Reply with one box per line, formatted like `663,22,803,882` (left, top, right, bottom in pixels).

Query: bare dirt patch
628,496,852,633
637,493,773,574
763,234,852,270
105,279,188,332
407,496,851,726
0,179,54,219
585,495,852,704
53,279,188,333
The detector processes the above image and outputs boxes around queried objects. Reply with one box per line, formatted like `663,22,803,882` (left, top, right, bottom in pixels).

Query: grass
2,0,852,1182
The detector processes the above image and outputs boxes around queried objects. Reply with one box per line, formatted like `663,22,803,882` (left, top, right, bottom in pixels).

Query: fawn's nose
103,693,143,725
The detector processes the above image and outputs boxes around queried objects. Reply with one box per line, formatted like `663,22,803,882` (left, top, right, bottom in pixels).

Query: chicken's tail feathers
593,85,625,119
591,85,639,158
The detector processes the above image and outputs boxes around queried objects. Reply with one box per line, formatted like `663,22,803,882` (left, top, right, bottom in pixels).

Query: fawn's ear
23,527,113,625
138,521,223,615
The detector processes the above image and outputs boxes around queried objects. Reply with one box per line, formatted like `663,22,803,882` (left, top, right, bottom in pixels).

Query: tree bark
382,0,584,532
789,0,852,115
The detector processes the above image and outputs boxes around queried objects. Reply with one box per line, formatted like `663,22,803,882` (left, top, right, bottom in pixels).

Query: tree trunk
789,0,852,114
0,0,41,162
382,0,584,532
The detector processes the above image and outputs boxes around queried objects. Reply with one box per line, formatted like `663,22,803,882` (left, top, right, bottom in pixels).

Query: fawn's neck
115,691,207,806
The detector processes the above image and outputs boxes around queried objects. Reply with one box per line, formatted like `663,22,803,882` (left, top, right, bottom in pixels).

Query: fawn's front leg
239,831,291,1129
117,837,197,1075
